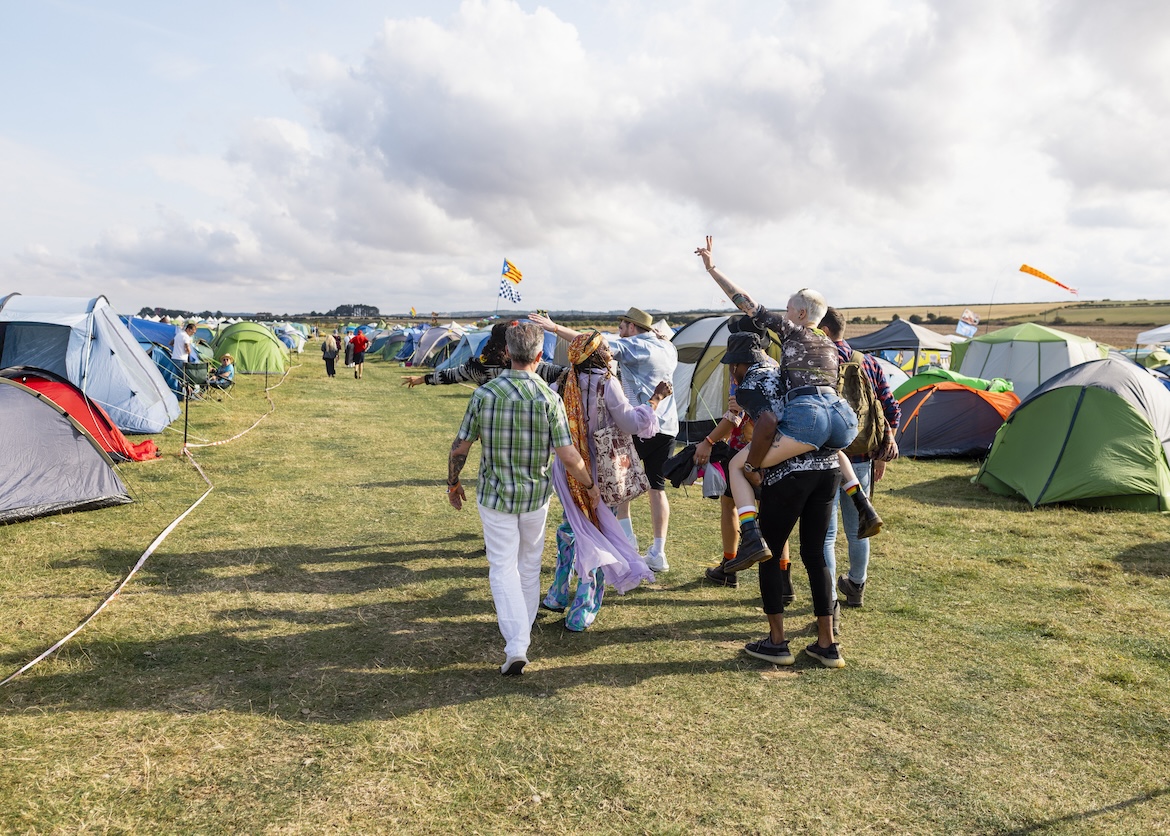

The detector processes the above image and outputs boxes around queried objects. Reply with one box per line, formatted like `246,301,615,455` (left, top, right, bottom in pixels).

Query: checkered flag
498,277,522,304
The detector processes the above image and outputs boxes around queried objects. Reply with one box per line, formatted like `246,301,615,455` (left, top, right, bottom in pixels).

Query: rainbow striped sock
738,511,757,525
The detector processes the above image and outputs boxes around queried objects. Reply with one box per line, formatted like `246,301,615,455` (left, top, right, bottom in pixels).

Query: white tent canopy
1137,324,1170,346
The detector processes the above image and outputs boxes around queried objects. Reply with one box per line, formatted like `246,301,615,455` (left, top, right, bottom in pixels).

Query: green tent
211,322,290,374
975,358,1170,511
892,368,1013,401
951,323,1104,400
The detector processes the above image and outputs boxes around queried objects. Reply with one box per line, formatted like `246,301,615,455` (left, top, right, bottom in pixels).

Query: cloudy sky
2,0,1167,317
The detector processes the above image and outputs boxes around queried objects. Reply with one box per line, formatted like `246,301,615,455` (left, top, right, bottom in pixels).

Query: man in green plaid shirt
447,322,599,676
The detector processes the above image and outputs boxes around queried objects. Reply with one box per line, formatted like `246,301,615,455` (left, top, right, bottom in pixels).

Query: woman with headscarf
402,322,565,387
544,331,673,630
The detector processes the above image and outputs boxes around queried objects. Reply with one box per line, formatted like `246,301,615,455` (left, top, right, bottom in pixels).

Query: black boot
723,518,772,573
852,490,883,539
780,564,795,607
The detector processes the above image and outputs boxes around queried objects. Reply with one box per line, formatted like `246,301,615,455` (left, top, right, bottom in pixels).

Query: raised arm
694,235,761,316
529,312,581,342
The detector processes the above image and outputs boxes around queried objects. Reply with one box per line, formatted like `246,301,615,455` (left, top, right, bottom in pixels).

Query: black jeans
757,469,841,617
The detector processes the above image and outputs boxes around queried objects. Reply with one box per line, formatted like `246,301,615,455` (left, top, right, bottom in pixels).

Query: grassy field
2,358,1169,834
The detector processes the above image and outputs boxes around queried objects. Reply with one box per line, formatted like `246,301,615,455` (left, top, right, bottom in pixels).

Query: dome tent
211,321,290,374
0,377,132,523
895,382,1020,458
975,358,1170,511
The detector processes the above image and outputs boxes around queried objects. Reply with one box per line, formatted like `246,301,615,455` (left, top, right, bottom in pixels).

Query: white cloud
2,0,1168,314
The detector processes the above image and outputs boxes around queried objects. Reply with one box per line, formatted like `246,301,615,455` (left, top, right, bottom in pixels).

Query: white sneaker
501,655,528,676
645,550,669,572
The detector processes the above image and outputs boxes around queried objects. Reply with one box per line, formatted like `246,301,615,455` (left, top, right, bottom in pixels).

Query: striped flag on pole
502,259,523,284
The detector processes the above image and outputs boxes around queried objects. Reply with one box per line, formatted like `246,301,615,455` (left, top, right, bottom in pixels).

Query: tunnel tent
0,294,180,433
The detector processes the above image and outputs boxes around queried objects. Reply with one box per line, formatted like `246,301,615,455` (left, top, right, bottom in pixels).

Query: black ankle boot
780,564,795,607
724,518,772,572
852,490,883,539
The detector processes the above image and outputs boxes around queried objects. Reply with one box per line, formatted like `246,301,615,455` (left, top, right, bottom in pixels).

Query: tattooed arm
447,438,474,510
694,235,761,316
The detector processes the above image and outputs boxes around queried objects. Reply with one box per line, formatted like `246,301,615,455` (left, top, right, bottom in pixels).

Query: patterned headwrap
562,331,607,524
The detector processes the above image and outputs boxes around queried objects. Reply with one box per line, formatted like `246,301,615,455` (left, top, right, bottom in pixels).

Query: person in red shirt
350,330,370,379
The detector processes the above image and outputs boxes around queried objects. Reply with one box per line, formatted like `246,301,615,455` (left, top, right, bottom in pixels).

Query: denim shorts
778,392,858,450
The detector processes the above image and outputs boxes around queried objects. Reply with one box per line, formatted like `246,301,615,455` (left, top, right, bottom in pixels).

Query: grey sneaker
837,575,865,607
806,642,845,669
744,636,795,665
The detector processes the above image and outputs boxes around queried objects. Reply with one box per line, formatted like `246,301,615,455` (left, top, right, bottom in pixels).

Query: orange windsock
1020,264,1078,296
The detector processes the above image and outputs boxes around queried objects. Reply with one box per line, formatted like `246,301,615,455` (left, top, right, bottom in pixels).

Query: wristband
704,435,717,446
706,265,717,272
447,481,461,493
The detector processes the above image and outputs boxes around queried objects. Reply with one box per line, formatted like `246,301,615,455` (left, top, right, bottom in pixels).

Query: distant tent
0,294,179,433
435,330,492,373
1,367,160,461
412,323,465,368
950,323,1104,400
895,382,1020,458
380,329,410,361
846,320,954,374
975,358,1170,511
0,377,133,523
893,368,1014,401
211,321,290,374
122,316,195,360
871,355,910,395
1118,347,1170,370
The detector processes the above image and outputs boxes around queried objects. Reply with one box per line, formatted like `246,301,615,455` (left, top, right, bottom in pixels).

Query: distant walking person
321,333,339,377
350,330,369,379
447,321,599,675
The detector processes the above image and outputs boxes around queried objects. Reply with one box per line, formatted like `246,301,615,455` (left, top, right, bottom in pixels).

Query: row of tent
0,294,296,524
670,314,1170,512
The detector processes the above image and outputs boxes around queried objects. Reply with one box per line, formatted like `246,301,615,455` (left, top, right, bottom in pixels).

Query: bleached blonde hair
789,288,828,326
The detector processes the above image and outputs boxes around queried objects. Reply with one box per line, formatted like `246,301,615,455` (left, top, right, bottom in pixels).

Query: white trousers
477,501,551,659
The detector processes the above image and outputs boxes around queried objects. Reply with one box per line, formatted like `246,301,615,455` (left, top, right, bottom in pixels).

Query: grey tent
846,320,954,375
0,377,132,524
0,293,180,433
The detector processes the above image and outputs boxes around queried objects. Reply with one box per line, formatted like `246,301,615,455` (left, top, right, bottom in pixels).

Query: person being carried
694,236,882,574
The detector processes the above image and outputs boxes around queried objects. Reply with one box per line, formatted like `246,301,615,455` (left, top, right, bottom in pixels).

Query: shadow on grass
885,474,1031,511
49,533,486,595
0,585,756,721
1114,540,1170,577
997,786,1170,835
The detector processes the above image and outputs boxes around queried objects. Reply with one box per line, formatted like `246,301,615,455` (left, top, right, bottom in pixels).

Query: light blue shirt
609,331,679,437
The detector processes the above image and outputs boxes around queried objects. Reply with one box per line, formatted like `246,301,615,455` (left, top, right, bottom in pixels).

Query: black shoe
704,563,738,588
780,564,795,607
852,492,883,539
744,637,795,665
723,518,772,573
539,601,565,613
806,641,845,669
837,575,865,607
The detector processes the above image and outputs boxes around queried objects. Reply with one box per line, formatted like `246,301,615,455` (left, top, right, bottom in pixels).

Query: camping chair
181,361,208,401
207,372,235,401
